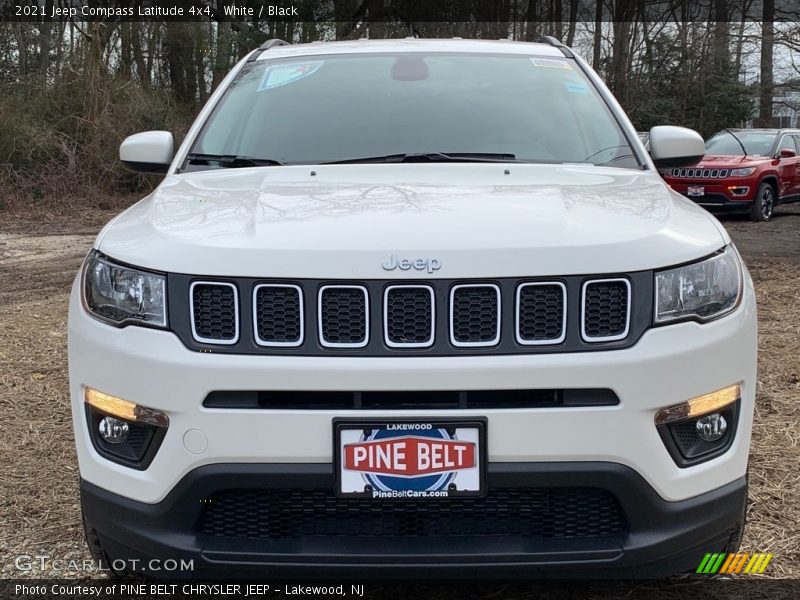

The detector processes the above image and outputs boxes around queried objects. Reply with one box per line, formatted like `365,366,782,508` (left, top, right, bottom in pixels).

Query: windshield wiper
186,153,286,168
582,145,631,162
723,129,748,157
322,152,519,165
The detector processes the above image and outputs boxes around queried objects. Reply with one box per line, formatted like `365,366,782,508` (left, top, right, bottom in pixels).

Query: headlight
655,246,742,324
82,250,167,327
729,167,756,176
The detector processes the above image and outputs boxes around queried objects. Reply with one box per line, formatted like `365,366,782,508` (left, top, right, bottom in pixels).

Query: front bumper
665,181,755,210
81,463,747,578
69,271,757,505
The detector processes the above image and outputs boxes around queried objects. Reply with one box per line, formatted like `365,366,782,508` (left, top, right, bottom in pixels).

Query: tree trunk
38,0,53,81
592,0,603,70
119,23,132,78
369,0,386,39
610,0,635,101
133,24,149,86
213,19,232,90
165,23,195,104
524,0,538,42
713,0,731,76
758,0,775,127
553,0,563,40
566,0,578,46
732,1,749,79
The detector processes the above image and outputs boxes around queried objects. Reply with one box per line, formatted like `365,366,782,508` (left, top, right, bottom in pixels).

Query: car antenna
724,128,747,158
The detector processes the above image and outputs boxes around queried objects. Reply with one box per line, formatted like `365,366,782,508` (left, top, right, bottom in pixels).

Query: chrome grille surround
189,281,240,345
515,281,567,345
317,285,370,349
383,284,436,348
252,283,304,348
449,283,502,348
580,278,631,342
671,168,729,178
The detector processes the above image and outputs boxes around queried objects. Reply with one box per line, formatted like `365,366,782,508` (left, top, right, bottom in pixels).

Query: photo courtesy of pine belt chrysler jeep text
69,37,757,578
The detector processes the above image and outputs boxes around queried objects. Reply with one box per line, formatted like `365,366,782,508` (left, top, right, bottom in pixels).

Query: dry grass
0,206,798,587
743,261,800,577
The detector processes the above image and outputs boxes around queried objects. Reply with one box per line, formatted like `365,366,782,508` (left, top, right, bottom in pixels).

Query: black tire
750,182,775,222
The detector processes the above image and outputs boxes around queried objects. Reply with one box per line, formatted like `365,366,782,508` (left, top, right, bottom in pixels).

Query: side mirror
779,148,796,159
648,126,705,168
119,131,173,174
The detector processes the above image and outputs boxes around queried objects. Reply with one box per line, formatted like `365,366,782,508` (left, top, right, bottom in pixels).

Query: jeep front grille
667,168,730,178
318,285,369,348
203,388,621,410
516,282,566,344
200,487,626,540
582,279,631,342
173,274,646,355
190,281,239,345
253,284,303,347
384,285,434,347
450,284,501,347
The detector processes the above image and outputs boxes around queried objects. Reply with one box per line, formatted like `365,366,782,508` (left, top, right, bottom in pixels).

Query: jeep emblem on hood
382,255,442,274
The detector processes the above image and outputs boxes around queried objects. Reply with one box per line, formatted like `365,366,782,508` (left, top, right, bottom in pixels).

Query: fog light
655,384,740,467
84,387,169,470
654,383,740,425
84,387,169,427
98,416,129,444
696,413,727,442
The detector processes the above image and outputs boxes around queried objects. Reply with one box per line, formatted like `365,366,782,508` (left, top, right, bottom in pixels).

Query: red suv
663,128,800,221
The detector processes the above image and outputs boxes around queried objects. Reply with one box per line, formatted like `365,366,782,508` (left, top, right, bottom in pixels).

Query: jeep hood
96,164,727,278
698,154,772,167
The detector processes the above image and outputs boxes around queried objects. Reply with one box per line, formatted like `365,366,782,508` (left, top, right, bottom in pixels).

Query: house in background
746,82,800,128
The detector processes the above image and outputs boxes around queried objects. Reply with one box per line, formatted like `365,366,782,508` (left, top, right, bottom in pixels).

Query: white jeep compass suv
69,37,756,578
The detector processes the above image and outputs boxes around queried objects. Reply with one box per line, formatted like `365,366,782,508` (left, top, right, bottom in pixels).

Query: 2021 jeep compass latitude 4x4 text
69,38,756,578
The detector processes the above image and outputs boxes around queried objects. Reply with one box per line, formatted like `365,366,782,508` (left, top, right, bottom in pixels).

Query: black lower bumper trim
685,194,753,211
81,463,746,579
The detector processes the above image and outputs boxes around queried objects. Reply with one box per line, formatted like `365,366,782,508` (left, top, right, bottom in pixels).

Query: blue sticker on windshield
257,61,323,91
564,80,589,95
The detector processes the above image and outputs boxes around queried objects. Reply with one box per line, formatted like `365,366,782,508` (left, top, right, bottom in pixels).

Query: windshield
189,52,639,169
705,131,777,156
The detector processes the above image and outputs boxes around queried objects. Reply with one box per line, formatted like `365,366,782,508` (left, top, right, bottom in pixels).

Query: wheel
750,182,775,221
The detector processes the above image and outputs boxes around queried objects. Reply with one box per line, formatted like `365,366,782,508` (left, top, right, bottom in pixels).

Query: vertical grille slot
581,279,630,342
253,284,304,347
318,285,369,348
190,281,239,345
384,285,435,348
516,282,566,345
450,284,501,347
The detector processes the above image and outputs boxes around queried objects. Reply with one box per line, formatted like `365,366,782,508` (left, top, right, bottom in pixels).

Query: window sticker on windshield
257,61,324,91
530,58,572,70
564,80,589,94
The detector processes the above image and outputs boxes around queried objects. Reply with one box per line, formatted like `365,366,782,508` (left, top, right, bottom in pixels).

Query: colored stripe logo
696,552,773,574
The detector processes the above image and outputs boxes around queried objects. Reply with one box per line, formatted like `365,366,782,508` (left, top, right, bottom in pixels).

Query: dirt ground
0,201,798,589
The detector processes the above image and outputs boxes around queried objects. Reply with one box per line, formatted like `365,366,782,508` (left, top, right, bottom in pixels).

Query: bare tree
757,0,775,127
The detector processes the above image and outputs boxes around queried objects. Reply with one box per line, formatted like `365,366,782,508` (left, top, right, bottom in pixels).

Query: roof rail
248,38,291,62
260,38,291,50
534,36,574,58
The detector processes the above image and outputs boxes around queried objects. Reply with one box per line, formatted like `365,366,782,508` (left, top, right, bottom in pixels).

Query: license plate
687,185,705,197
334,419,486,499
